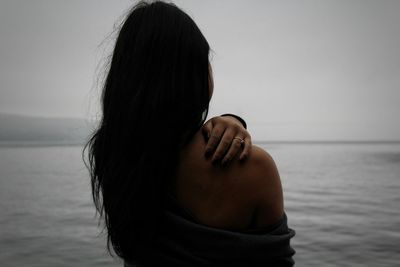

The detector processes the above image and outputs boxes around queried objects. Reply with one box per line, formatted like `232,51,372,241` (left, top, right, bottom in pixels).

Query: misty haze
0,1,399,266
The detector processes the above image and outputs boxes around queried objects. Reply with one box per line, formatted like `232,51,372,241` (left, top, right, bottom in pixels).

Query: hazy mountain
0,113,97,145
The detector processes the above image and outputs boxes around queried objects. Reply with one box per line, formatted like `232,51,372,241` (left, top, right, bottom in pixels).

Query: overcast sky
0,0,399,141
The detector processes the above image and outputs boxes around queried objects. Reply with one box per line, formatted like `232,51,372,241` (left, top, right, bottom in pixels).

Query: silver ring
233,137,244,143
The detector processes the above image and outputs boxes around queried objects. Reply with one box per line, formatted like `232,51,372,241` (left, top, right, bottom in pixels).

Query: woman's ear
208,63,214,100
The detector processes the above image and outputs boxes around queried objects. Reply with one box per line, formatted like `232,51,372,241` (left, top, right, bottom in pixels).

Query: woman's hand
201,115,252,166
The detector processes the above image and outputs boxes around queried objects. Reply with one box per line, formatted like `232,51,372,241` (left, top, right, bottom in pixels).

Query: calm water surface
0,143,399,266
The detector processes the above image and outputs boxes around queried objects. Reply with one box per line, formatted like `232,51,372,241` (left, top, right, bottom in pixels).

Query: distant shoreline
0,141,86,148
1,113,399,146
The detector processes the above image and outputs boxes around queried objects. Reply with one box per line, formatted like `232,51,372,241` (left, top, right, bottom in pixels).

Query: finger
221,138,244,166
211,130,235,163
204,125,225,157
240,137,252,161
201,119,213,140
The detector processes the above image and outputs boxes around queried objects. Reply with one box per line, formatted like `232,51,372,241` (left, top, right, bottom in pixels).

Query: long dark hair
83,0,210,261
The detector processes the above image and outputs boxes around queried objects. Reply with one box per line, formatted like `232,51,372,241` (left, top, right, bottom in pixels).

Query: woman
84,1,295,266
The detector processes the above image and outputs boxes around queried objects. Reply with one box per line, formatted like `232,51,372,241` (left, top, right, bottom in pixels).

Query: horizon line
254,140,400,144
1,140,399,147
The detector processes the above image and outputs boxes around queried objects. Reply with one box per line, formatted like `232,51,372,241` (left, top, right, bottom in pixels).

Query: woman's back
170,129,285,231
124,129,295,266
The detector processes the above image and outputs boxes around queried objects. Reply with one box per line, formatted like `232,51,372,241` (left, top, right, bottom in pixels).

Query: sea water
0,143,399,266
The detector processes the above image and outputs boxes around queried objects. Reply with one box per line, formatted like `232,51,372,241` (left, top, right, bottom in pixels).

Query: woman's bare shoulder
202,144,284,228
176,131,284,229
236,145,284,227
